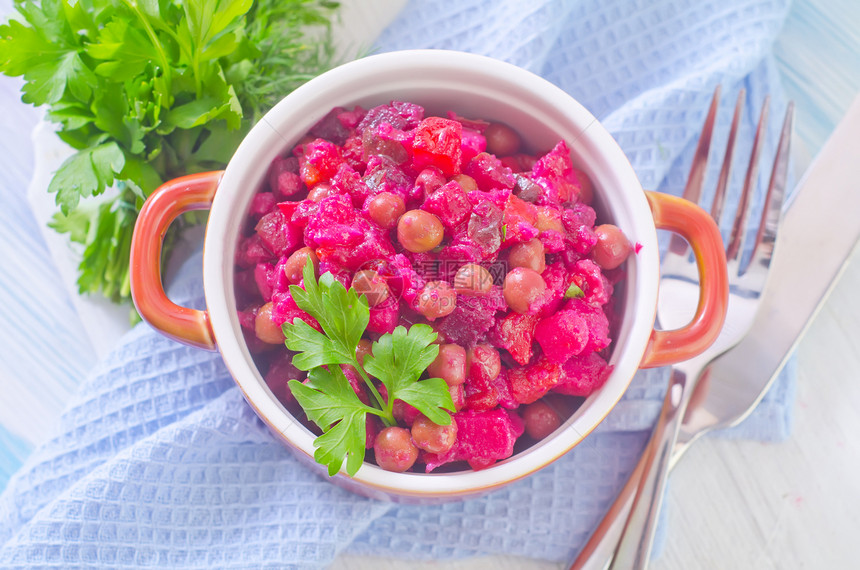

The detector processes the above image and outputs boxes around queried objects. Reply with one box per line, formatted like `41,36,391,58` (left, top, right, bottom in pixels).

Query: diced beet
539,230,566,253
534,310,589,363
309,106,352,146
463,344,501,410
466,368,517,412
449,384,466,411
437,241,484,268
363,122,411,164
564,201,597,228
502,194,539,246
367,296,400,334
363,155,412,203
271,291,322,332
303,195,363,248
255,209,301,257
490,311,538,365
494,370,518,409
254,262,276,301
342,364,371,405
379,254,426,306
288,199,318,228
414,166,446,201
248,192,277,220
562,203,599,255
460,128,487,167
357,101,424,134
366,416,382,450
265,352,305,405
234,268,260,304
237,308,257,331
410,117,463,176
236,234,274,268
531,140,580,204
467,199,503,258
571,259,613,306
421,180,472,229
436,294,498,347
531,262,571,317
330,162,367,208
393,398,421,427
299,138,344,187
268,155,303,199
554,353,612,396
269,255,293,295
509,357,561,404
506,408,525,438
390,100,424,129
316,261,351,289
338,106,367,130
406,251,440,282
464,389,498,412
341,135,367,171
316,227,395,272
465,151,516,191
564,297,612,353
423,408,520,472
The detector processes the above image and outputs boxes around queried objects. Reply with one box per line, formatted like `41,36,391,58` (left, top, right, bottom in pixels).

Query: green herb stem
121,0,173,98
349,360,395,427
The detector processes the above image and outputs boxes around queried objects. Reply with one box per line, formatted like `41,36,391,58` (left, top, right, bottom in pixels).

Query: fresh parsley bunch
283,260,456,477
0,0,339,308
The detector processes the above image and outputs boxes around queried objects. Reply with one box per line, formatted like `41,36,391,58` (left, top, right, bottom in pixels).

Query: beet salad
234,100,633,475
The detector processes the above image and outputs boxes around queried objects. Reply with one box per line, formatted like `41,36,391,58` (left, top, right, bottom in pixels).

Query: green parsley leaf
364,326,455,425
286,261,369,367
282,262,456,477
564,282,585,299
1,0,342,308
289,366,375,476
48,142,126,214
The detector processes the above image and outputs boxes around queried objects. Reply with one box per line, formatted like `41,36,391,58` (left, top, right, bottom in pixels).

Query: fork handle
569,367,703,570
608,367,692,569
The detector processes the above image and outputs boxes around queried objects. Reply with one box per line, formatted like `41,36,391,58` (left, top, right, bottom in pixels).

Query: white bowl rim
203,49,659,498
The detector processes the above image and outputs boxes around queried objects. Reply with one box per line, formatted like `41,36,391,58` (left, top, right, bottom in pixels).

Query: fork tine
710,89,745,223
683,85,722,204
725,96,770,264
668,86,722,256
748,102,795,269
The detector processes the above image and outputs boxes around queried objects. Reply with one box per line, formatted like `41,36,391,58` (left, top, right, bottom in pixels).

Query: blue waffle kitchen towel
0,0,795,567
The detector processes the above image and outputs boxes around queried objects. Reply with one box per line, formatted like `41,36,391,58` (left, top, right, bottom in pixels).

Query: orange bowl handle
639,191,729,368
130,171,224,351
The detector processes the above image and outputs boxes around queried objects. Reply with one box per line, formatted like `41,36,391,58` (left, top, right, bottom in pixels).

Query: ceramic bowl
130,50,727,502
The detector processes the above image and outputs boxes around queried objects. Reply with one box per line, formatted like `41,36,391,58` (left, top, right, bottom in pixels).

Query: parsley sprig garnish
283,260,455,476
0,0,340,308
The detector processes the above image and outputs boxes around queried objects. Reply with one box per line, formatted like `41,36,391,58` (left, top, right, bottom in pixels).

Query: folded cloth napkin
0,0,795,568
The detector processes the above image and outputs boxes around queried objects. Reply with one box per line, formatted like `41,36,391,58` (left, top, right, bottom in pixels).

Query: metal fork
570,87,795,570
